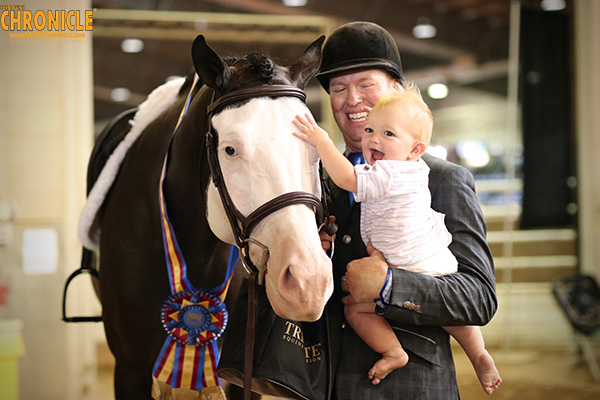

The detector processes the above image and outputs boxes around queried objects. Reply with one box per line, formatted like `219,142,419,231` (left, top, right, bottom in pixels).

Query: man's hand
319,215,336,253
342,242,389,305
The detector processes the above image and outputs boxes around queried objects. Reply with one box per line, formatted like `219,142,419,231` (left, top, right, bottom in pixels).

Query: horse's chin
267,286,325,322
264,264,332,322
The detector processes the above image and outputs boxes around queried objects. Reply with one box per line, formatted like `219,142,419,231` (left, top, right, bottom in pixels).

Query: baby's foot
368,347,409,385
473,349,502,395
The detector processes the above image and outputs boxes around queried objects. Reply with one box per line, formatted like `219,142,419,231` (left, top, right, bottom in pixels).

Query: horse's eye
224,146,236,157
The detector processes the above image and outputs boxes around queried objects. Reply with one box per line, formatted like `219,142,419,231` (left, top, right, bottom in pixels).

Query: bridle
205,84,337,400
205,84,333,280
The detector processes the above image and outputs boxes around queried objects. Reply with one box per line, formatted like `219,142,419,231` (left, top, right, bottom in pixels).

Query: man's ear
409,141,427,160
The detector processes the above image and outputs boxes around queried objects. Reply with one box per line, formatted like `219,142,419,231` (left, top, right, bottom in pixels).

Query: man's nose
346,87,361,106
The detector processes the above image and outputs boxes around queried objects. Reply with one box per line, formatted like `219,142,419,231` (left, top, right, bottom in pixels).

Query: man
317,21,497,399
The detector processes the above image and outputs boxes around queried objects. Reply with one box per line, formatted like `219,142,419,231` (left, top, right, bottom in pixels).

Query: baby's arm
293,113,357,193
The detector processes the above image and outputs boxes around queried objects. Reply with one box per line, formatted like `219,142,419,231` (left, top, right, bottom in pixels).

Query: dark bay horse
82,35,332,398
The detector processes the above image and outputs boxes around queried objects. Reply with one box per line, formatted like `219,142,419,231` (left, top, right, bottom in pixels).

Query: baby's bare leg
345,302,409,385
445,325,502,395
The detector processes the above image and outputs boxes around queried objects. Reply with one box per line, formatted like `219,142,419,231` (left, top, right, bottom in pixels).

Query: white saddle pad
78,77,186,251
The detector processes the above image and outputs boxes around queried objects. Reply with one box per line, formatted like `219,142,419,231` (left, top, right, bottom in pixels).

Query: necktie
347,151,365,166
347,152,365,205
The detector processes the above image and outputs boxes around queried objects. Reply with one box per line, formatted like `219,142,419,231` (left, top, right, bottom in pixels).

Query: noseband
205,85,329,278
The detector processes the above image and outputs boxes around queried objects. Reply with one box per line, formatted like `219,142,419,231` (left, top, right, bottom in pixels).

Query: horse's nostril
281,265,299,292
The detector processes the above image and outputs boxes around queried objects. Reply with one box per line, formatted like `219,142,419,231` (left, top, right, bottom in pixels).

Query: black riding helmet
316,21,403,92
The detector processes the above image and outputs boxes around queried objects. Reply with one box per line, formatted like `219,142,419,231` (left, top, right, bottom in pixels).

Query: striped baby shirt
354,158,455,271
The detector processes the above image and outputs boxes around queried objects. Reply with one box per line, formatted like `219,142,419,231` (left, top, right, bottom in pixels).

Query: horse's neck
167,86,212,190
162,87,217,257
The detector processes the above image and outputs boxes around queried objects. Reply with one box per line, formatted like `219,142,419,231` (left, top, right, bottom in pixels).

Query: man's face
329,69,400,152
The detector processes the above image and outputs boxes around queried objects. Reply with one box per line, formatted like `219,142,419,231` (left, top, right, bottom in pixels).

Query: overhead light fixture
194,19,208,30
121,38,144,53
111,87,132,103
282,0,307,6
426,145,448,160
427,83,448,99
457,141,490,168
540,0,566,11
412,17,437,39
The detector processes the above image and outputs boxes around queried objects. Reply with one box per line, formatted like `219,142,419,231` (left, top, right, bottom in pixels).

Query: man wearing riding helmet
317,21,497,399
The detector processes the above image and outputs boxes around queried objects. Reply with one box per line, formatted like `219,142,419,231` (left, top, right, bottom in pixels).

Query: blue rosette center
160,288,228,346
182,305,211,332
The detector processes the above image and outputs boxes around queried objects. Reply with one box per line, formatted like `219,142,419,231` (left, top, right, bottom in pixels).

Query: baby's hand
292,113,330,147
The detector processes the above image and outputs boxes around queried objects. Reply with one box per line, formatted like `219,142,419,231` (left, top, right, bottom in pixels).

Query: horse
81,34,333,398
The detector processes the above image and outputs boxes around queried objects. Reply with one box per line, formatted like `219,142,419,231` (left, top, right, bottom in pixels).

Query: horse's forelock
226,52,278,86
245,52,274,83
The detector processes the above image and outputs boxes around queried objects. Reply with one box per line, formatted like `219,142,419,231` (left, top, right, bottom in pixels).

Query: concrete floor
454,346,600,400
97,343,600,399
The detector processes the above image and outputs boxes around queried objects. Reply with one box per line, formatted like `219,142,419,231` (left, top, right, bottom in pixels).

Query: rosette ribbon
151,74,239,399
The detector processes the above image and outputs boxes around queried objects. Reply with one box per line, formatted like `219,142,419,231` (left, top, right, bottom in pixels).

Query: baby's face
361,107,420,165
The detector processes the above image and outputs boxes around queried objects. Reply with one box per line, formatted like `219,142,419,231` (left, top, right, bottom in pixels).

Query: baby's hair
371,80,433,146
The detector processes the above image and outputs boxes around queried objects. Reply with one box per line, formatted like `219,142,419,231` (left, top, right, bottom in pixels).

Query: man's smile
348,111,369,122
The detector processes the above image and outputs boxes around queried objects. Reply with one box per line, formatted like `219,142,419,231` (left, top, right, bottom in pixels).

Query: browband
207,85,306,115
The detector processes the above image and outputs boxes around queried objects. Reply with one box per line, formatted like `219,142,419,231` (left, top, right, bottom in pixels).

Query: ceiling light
457,141,490,168
540,0,566,11
282,0,307,6
427,83,448,99
194,19,208,30
426,145,448,160
121,38,144,53
111,88,131,102
412,17,437,39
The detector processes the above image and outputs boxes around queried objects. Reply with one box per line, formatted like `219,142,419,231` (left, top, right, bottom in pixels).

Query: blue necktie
347,152,365,205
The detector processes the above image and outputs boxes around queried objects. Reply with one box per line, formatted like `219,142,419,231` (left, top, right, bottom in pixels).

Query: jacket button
342,235,352,244
403,301,421,311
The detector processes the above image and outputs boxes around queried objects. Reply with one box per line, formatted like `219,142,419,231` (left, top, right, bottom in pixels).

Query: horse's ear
192,35,232,90
288,35,325,89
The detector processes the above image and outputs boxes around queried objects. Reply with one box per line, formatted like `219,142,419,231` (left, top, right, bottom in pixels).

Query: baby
292,81,501,394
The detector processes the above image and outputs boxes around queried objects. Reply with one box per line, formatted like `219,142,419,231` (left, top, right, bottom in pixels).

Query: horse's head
192,35,333,321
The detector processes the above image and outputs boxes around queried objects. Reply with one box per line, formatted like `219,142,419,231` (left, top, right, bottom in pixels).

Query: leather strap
208,85,306,115
244,272,258,400
243,191,324,236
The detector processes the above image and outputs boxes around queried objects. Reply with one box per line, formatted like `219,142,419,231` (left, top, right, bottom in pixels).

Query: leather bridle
205,84,336,400
205,84,331,278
